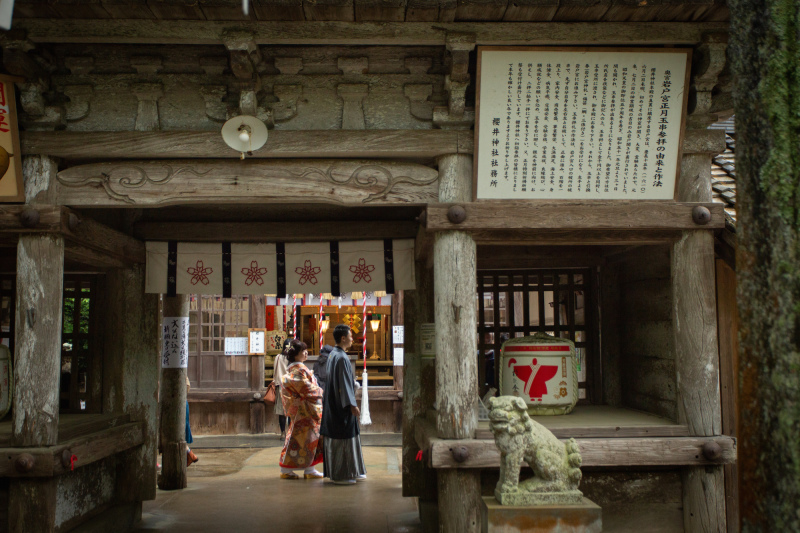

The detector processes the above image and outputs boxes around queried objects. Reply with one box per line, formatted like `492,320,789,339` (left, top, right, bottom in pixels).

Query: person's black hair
281,338,292,354
286,339,308,363
333,324,351,344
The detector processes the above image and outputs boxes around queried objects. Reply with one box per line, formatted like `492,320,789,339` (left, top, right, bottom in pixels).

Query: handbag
263,381,277,403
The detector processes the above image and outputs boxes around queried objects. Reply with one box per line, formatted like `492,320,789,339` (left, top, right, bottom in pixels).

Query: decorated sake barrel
0,344,11,419
499,332,578,416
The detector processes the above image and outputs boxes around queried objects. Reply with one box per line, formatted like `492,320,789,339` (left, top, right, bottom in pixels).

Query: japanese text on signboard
162,317,190,368
476,49,688,200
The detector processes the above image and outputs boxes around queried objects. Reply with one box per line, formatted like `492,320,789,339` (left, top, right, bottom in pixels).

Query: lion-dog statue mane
487,396,583,505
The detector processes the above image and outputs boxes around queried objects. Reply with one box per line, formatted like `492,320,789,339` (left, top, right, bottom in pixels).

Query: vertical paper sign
393,347,404,366
420,323,436,357
248,328,266,355
0,76,24,203
162,317,189,368
392,325,404,344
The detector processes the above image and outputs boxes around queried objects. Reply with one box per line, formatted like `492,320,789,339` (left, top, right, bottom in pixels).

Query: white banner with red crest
145,239,415,296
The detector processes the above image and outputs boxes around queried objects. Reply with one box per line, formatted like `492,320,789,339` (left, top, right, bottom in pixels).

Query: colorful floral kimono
279,362,324,469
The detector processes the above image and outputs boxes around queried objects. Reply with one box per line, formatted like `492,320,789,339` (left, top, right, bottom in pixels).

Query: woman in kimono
279,339,324,479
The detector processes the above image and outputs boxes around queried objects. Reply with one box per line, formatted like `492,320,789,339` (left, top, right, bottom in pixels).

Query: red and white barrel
499,333,578,416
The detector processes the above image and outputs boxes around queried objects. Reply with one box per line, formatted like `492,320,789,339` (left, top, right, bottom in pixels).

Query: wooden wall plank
55,159,438,207
426,201,725,231
14,19,729,45
252,0,306,20
502,0,558,21
402,260,437,498
455,0,508,20
405,0,440,20
303,0,355,20
355,0,407,20
600,261,622,406
101,266,160,502
22,130,467,160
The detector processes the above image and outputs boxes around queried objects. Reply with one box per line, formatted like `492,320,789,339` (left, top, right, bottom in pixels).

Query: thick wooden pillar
434,153,480,533
158,295,189,490
672,148,726,532
10,234,64,533
101,266,160,502
249,295,266,434
9,155,64,533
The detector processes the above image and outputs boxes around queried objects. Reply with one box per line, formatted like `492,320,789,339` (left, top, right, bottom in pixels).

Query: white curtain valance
145,239,415,297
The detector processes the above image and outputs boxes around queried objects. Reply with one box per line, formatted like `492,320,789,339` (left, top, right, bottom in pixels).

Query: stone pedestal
481,496,602,533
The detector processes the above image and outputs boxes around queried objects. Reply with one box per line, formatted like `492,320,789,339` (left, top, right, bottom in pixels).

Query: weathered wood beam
0,206,62,234
188,391,263,403
426,201,725,231
0,206,145,266
63,209,146,265
471,229,682,246
13,20,728,45
134,220,418,243
423,434,737,469
22,130,472,160
55,159,439,207
0,422,144,478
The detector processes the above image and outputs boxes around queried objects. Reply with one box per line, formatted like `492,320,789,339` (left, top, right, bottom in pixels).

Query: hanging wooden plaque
0,76,24,203
474,47,691,201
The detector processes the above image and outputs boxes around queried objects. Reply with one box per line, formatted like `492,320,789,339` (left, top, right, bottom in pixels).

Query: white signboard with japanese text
475,48,690,200
393,347,404,366
392,326,404,345
248,328,266,355
162,317,190,368
224,337,249,356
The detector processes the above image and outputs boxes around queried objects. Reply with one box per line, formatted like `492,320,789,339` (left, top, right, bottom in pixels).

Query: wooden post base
481,496,602,533
157,441,187,490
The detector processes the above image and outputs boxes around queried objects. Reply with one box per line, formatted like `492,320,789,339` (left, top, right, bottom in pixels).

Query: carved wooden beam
133,220,419,242
56,159,439,207
22,130,473,160
13,20,728,46
425,201,725,231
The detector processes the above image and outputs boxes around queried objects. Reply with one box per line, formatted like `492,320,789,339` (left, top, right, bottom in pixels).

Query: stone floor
133,445,421,533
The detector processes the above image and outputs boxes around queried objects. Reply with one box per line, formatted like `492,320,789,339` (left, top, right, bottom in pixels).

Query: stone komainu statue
487,396,584,506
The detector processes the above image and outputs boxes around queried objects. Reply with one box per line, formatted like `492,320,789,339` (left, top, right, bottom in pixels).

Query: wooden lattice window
0,276,14,354
61,275,99,413
477,269,599,403
187,295,250,389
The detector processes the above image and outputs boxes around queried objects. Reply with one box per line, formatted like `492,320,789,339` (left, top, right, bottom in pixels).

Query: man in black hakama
320,324,367,485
